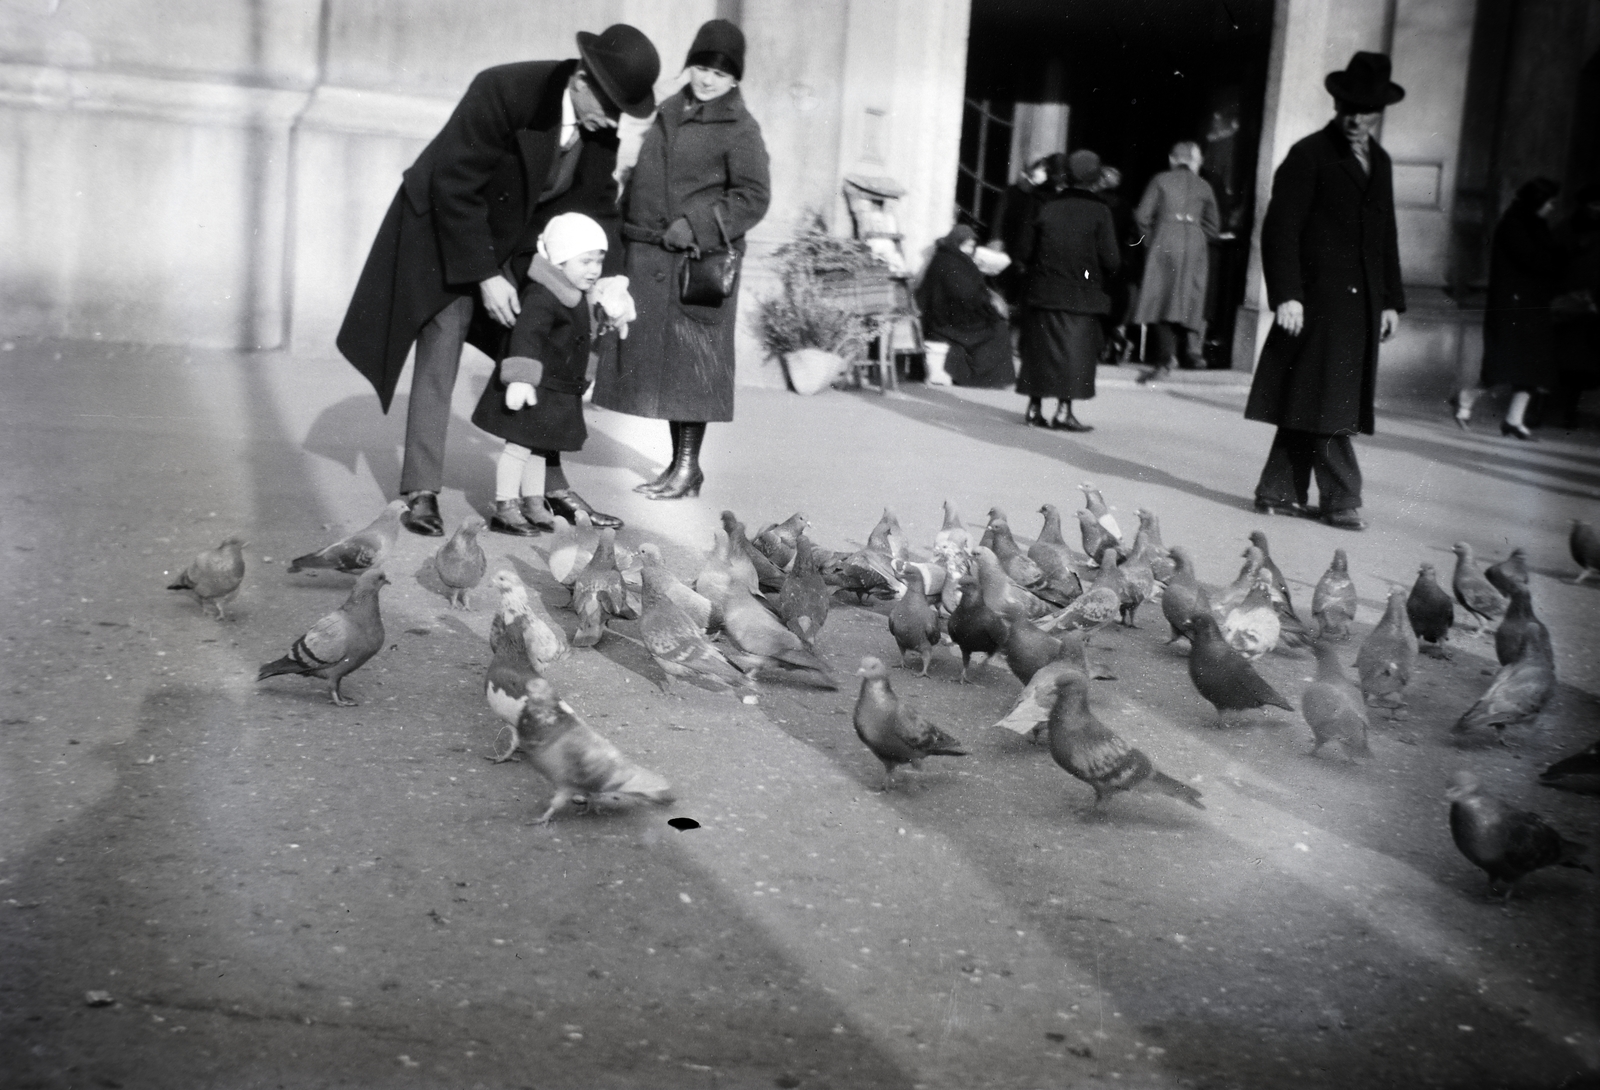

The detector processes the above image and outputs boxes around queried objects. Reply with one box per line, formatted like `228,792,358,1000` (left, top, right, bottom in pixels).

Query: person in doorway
1243,52,1407,532
1014,149,1121,432
915,225,1015,388
1450,178,1565,439
1090,164,1137,362
1132,141,1224,382
470,214,632,535
336,25,660,536
991,156,1052,305
593,19,771,501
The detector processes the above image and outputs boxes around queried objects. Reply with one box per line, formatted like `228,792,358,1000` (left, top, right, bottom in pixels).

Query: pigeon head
1331,548,1347,571
639,543,663,566
356,568,390,590
1170,545,1194,570
1445,770,1480,801
490,569,525,594
856,656,890,680
1076,510,1098,527
1451,542,1473,559
459,516,486,534
1418,561,1436,577
901,565,926,591
1248,530,1270,553
221,536,249,549
522,675,560,712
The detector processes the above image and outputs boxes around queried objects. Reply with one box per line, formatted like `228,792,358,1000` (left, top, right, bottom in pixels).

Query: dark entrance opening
958,0,1275,369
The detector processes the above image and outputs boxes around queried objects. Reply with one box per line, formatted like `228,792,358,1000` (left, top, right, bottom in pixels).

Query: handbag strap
710,205,732,251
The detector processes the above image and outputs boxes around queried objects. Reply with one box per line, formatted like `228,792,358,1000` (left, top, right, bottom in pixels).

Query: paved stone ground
2,338,1597,1090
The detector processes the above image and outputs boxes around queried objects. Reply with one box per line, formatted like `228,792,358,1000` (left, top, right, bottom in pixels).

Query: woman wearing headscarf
1014,150,1122,431
1451,178,1564,439
592,19,771,499
915,224,1015,388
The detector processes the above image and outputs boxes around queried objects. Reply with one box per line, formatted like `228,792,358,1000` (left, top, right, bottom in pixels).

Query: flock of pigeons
163,487,1600,900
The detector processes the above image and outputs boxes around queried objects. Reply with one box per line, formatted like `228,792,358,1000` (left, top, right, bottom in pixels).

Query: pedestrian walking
1015,150,1121,432
335,25,660,537
1450,178,1565,439
915,224,1015,388
592,19,772,501
1132,142,1224,382
1244,52,1407,532
470,214,633,535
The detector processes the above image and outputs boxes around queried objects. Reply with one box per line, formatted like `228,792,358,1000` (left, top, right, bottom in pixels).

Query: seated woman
915,225,1015,388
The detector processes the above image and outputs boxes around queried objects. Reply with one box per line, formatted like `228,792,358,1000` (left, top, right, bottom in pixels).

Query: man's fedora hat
576,24,660,119
1325,51,1405,111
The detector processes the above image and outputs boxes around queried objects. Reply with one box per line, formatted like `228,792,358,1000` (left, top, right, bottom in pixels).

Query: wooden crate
808,265,900,314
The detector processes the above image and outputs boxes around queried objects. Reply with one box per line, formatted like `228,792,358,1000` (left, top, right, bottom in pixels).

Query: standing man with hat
336,25,661,536
1243,52,1407,532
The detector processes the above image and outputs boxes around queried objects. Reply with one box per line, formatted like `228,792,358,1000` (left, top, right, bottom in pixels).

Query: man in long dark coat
335,25,660,536
1244,52,1407,532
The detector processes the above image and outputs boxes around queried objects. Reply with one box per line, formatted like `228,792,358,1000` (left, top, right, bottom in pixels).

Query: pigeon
1002,612,1086,687
819,541,904,604
752,512,807,570
1079,483,1122,542
1446,771,1589,901
511,677,674,825
1407,561,1455,657
1046,547,1123,638
936,501,971,552
1451,542,1507,633
777,534,832,648
1132,508,1176,584
287,499,405,574
852,656,967,789
1183,613,1294,725
571,528,633,647
483,611,541,743
1453,618,1556,744
1160,548,1211,645
720,512,771,595
990,514,1077,606
972,546,1055,621
1484,547,1529,596
1045,673,1204,810
694,530,739,625
888,566,942,676
640,563,750,693
1247,530,1299,620
930,546,971,615
867,508,909,563
489,569,570,675
1077,509,1121,566
1540,740,1600,794
167,535,247,620
257,568,388,705
1571,519,1600,584
1311,549,1357,640
638,544,712,632
1223,570,1281,661
432,517,487,609
1212,547,1264,619
1355,587,1417,712
545,508,597,586
1494,582,1546,667
1302,641,1372,760
1031,505,1086,582
1113,541,1154,627
993,649,1093,741
718,580,837,688
947,575,1008,683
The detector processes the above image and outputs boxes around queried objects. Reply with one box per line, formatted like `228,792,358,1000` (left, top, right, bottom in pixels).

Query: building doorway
959,0,1274,369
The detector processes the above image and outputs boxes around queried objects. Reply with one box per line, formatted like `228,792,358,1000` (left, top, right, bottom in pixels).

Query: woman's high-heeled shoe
1023,402,1049,428
634,422,682,494
1500,421,1536,441
648,421,706,501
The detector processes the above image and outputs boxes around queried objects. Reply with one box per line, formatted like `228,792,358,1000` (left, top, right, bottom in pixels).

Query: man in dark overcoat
1243,52,1406,532
335,25,660,536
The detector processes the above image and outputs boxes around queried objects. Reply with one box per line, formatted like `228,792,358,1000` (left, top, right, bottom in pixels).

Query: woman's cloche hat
686,18,746,82
576,24,661,119
1325,51,1405,111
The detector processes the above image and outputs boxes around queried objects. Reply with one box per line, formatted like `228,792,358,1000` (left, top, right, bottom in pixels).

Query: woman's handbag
679,206,739,307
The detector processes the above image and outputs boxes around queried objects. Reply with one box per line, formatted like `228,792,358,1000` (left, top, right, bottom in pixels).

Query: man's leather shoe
1323,509,1367,531
1253,498,1309,518
401,491,444,536
1052,414,1093,432
545,489,623,530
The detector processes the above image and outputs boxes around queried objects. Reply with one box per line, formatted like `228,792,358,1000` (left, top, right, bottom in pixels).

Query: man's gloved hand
662,218,698,255
504,382,537,411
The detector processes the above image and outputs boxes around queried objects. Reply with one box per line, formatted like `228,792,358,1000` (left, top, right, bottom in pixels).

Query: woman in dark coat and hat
592,19,771,500
1014,150,1122,431
1244,52,1406,531
1450,178,1564,439
916,225,1015,388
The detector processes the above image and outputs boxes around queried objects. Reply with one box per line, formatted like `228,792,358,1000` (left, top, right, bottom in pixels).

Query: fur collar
528,255,584,308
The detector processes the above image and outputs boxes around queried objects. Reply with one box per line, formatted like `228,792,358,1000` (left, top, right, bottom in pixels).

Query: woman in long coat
1451,178,1563,439
1014,150,1121,432
916,225,1015,388
592,19,771,500
1131,141,1221,380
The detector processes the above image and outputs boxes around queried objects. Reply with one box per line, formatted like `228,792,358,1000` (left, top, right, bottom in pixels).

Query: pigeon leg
917,651,931,678
957,656,971,684
328,679,359,707
531,788,577,826
1572,570,1594,585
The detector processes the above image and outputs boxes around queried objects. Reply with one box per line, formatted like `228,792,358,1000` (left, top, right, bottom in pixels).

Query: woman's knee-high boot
635,421,683,494
647,422,705,500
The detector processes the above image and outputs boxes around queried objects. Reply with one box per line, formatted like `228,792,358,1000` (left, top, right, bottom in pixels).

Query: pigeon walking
1494,582,1546,667
1045,672,1204,810
1311,549,1357,640
753,512,807,570
852,657,966,789
777,534,832,648
1454,609,1556,744
972,546,1055,621
1223,570,1281,661
571,528,633,647
1078,483,1122,542
544,508,597,586
511,677,674,825
433,517,487,609
257,568,388,705
1451,542,1507,633
1133,508,1176,584
1161,546,1209,644
1077,509,1121,566
888,566,942,676
1246,530,1299,620
1302,641,1372,760
1406,561,1454,658
639,544,713,632
867,508,909,563
993,652,1093,743
167,536,247,620
723,510,785,594
1356,587,1417,713
948,575,1007,683
1571,520,1600,584
1484,547,1529,596
719,581,838,689
1114,540,1154,628
1183,613,1294,726
1447,771,1589,901
640,564,749,693
936,501,972,553
287,500,405,574
489,569,569,675
1046,547,1123,638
